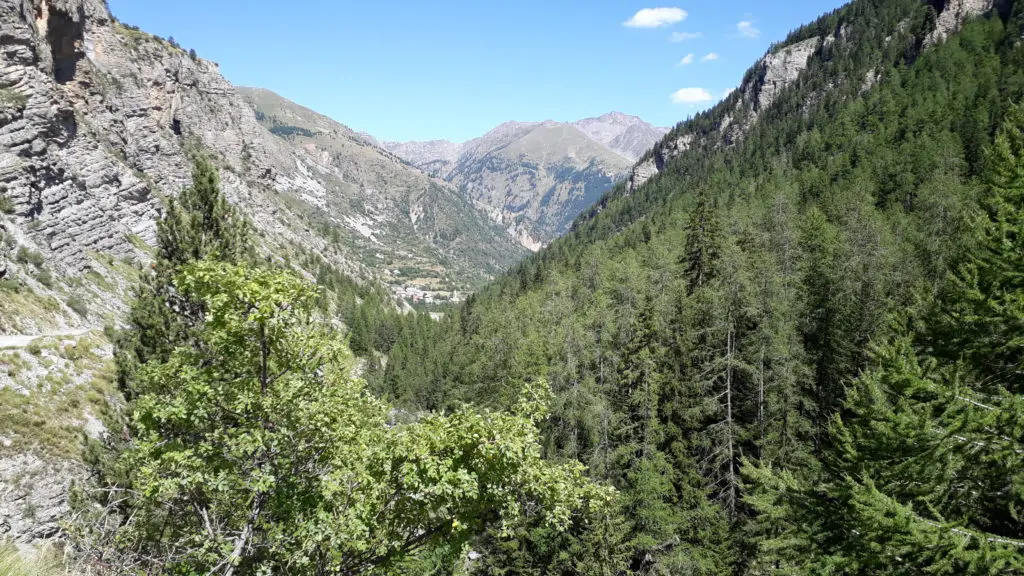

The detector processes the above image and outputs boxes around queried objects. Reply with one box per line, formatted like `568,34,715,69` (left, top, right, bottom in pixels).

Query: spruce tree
745,104,1024,575
682,191,720,296
929,104,1024,392
115,157,250,398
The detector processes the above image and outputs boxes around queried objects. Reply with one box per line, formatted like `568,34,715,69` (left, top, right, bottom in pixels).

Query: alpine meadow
0,0,1023,574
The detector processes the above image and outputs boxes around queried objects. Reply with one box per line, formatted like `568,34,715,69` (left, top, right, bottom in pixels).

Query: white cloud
737,20,760,38
670,31,702,42
671,87,713,104
723,87,736,98
701,52,719,62
678,53,695,66
624,7,687,28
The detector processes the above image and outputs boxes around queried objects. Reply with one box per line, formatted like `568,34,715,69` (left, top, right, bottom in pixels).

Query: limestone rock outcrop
0,0,523,319
927,0,996,46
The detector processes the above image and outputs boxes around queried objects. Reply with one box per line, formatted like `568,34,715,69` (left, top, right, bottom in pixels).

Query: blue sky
107,1,846,143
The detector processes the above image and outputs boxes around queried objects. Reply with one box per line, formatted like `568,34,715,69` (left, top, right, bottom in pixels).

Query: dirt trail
0,329,92,349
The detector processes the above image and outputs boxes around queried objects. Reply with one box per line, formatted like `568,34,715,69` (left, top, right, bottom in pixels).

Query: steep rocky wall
0,0,317,280
1,0,456,329
627,36,819,193
927,0,996,45
1,0,158,273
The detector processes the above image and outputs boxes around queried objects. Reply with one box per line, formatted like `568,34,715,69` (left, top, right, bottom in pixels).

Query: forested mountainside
371,0,1024,572
5,0,1024,574
385,115,665,250
0,0,522,338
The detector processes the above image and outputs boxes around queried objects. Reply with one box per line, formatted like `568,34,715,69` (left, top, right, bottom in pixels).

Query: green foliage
35,268,53,288
0,88,27,110
376,4,1024,574
0,193,13,215
66,294,88,317
269,124,316,138
111,261,612,575
115,156,251,397
14,247,44,268
76,1,1024,574
744,96,1024,575
0,544,63,576
927,104,1024,392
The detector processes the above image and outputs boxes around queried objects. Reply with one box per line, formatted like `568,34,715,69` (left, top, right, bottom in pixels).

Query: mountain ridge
384,112,664,249
0,0,525,338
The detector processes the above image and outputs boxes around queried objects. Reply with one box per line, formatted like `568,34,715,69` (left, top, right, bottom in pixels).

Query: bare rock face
626,36,821,193
750,37,821,114
0,0,524,318
627,157,659,193
0,0,307,278
927,0,995,46
0,454,83,543
626,133,692,192
1,0,157,273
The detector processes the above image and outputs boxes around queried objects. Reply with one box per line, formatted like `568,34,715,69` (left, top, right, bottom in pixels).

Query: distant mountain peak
571,113,669,161
382,112,660,251
592,110,639,122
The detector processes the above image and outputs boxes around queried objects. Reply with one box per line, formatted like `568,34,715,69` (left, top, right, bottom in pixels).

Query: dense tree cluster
373,2,1024,573
85,1,1024,574
92,156,609,575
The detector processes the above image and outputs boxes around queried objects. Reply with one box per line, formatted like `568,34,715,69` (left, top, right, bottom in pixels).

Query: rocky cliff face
927,0,996,45
385,113,662,249
626,34,822,193
0,0,524,331
623,0,998,195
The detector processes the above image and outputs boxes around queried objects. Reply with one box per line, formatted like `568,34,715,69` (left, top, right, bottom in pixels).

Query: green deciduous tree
113,260,613,575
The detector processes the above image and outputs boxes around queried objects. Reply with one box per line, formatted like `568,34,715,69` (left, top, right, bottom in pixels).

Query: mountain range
384,113,667,249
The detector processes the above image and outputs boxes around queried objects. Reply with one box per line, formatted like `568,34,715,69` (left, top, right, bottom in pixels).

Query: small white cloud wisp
671,87,713,104
701,52,719,62
624,7,688,28
670,31,702,42
678,53,695,66
737,20,760,38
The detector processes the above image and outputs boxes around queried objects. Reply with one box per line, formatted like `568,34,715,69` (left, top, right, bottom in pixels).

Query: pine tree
746,335,1024,574
930,104,1024,392
682,191,720,296
798,207,857,435
115,157,250,397
745,104,1024,575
